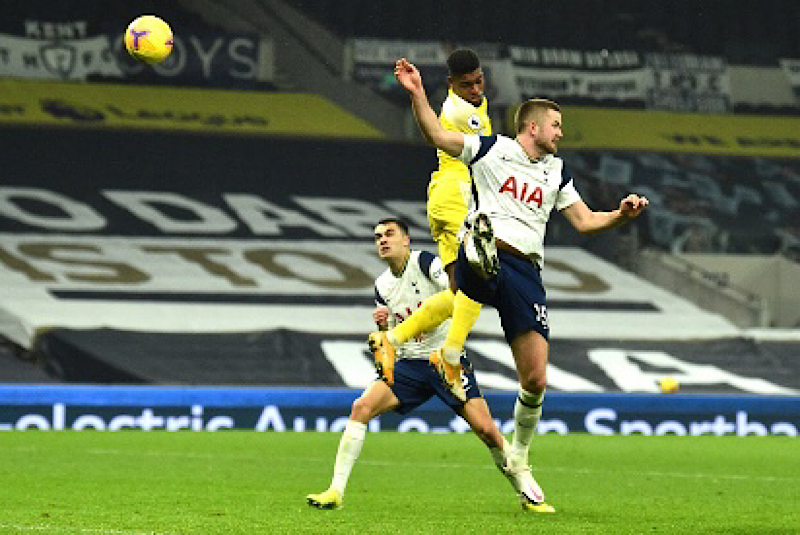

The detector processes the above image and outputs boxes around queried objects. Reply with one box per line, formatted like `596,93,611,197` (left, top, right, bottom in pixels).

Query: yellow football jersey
427,89,492,266
435,89,492,179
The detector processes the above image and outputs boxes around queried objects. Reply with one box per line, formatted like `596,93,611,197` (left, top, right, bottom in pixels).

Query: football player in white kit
307,218,552,512
394,58,649,512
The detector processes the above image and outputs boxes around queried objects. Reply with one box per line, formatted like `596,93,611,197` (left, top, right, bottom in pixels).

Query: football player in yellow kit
369,49,490,401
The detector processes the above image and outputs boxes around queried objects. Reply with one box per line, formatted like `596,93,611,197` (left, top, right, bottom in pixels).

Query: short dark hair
447,48,481,77
377,217,410,236
515,98,561,133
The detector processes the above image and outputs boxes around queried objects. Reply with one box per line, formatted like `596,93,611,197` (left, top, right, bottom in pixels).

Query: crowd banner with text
644,53,731,112
509,46,649,105
348,40,733,112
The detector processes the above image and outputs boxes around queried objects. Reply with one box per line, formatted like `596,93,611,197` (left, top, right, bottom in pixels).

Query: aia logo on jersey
498,176,543,208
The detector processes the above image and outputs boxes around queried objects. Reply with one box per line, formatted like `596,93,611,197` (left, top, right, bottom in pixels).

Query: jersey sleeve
418,251,449,291
555,164,583,211
460,134,500,165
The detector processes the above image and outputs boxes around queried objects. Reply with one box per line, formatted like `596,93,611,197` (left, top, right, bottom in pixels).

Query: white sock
512,388,544,465
489,435,513,470
330,420,367,495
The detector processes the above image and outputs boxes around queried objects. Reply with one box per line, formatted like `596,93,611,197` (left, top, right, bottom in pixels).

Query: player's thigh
351,380,399,422
427,182,469,267
509,329,550,391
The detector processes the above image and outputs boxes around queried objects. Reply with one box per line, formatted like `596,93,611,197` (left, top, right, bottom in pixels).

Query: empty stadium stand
289,0,800,63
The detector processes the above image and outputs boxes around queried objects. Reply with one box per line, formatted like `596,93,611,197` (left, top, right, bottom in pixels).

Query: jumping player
394,57,649,511
368,48,492,402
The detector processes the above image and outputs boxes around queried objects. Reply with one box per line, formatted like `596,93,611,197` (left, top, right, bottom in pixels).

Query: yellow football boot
367,331,396,385
306,488,342,510
429,349,466,402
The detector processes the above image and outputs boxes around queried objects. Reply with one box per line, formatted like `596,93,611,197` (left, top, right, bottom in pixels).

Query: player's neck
516,137,543,162
389,251,410,276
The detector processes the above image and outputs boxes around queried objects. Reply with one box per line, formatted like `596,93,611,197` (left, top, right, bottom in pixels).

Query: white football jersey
374,250,450,360
459,135,582,265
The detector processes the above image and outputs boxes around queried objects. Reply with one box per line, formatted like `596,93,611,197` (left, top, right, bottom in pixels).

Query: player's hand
394,58,423,94
620,194,649,218
372,306,390,330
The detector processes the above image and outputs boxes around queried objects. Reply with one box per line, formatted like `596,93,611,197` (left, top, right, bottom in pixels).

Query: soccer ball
658,376,680,393
124,15,173,64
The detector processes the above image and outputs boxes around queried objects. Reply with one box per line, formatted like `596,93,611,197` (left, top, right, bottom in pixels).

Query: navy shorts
385,356,482,414
455,244,550,344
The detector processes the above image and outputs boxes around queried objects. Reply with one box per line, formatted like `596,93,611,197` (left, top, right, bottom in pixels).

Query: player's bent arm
410,92,465,157
561,194,649,234
372,306,390,330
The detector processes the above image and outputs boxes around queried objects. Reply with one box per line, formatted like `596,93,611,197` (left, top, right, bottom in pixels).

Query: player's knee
519,372,547,395
349,396,373,423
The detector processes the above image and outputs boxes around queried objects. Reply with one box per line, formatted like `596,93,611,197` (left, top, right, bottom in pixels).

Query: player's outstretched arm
561,194,649,234
394,58,464,157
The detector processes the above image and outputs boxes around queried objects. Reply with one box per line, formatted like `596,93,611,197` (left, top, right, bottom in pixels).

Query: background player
369,48,492,401
394,57,649,510
307,218,553,512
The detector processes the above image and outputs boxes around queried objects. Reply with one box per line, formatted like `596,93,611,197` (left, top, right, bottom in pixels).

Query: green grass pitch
0,431,797,533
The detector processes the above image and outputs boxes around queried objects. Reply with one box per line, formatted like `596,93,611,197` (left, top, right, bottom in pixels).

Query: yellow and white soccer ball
659,376,680,393
125,15,173,64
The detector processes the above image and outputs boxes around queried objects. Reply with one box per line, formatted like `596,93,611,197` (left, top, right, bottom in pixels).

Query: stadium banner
0,5,273,88
509,46,649,105
347,40,732,112
559,106,800,158
644,53,731,112
779,58,800,103
0,386,797,436
0,78,381,137
510,48,731,112
348,39,450,103
347,39,531,106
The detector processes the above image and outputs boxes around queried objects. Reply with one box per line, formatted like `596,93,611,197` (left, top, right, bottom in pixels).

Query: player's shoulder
374,266,395,290
482,134,517,156
441,93,488,133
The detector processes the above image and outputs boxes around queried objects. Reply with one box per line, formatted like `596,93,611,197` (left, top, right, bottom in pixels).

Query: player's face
374,223,409,261
533,109,563,155
450,68,484,107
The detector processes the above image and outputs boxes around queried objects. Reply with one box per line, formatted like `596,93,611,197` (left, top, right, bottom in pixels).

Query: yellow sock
390,290,454,345
442,291,482,364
